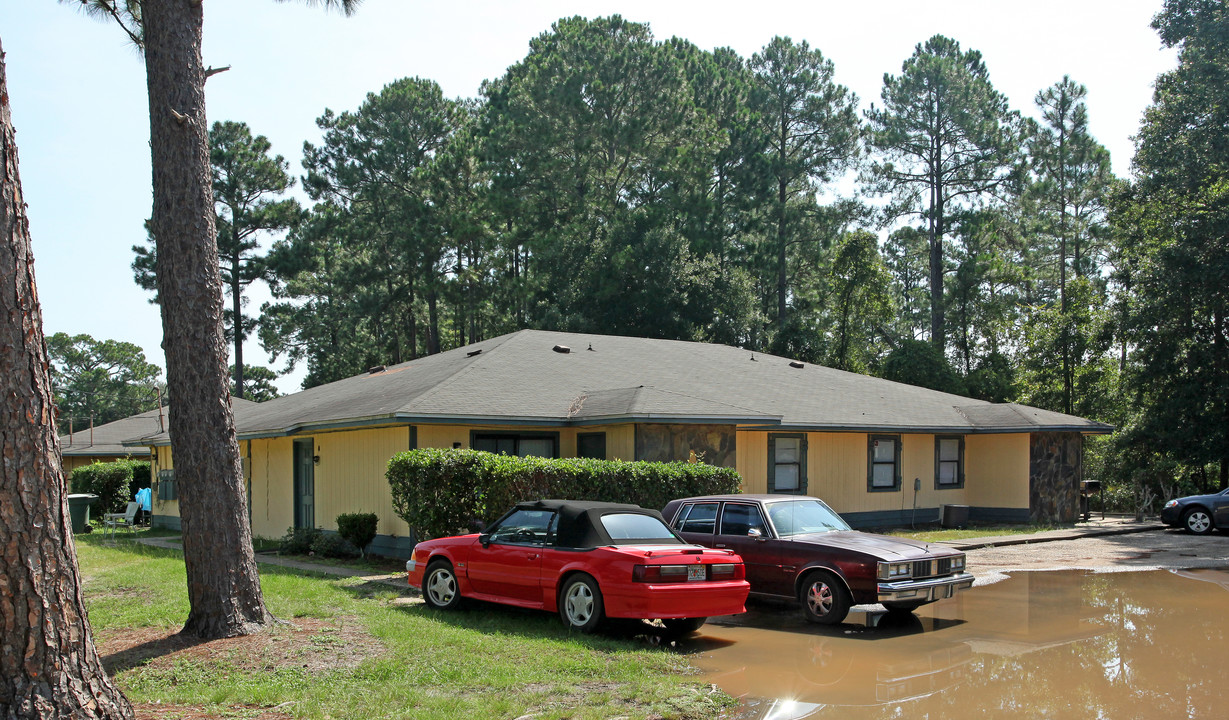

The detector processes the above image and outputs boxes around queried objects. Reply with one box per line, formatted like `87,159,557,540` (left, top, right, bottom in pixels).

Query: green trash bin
66,493,99,533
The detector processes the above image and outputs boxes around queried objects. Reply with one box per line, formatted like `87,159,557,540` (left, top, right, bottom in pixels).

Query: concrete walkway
939,515,1166,551
136,535,410,591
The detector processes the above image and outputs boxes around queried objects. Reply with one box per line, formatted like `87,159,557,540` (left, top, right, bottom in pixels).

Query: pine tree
865,35,1020,352
69,0,360,640
0,37,134,720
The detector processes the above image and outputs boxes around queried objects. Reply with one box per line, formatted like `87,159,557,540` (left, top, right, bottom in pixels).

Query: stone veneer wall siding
634,424,737,468
1029,432,1082,523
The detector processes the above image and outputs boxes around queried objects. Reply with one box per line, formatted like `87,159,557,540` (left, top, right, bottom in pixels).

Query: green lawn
885,523,1065,542
76,534,734,720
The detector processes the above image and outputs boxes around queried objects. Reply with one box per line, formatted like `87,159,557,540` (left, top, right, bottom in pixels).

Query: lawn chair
103,501,140,540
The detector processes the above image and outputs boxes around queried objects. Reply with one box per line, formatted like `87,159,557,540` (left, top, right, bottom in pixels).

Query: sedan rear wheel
800,570,851,625
560,575,604,633
1184,507,1214,535
422,560,462,610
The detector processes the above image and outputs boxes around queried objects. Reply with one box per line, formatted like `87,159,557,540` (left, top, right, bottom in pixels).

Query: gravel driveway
968,527,1229,582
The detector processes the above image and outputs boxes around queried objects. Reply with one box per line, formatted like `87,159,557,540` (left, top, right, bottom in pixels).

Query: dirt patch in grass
130,702,295,720
264,551,407,574
93,584,159,602
99,616,381,676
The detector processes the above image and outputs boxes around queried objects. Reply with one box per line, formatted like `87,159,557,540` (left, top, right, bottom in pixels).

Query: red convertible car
406,499,750,633
663,494,973,625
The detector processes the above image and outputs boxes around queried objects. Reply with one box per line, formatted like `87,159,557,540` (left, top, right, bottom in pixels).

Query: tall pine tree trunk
0,38,134,720
427,286,441,355
142,0,271,638
928,180,946,352
776,178,788,333
231,243,244,395
927,129,945,353
231,245,245,399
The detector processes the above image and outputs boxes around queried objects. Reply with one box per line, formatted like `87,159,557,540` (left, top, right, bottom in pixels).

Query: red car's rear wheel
560,574,603,633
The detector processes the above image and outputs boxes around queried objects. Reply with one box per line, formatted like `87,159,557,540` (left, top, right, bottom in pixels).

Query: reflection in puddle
687,569,1228,719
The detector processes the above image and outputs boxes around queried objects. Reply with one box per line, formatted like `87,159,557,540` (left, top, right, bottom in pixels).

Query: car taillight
633,564,691,582
709,563,745,580
632,562,745,582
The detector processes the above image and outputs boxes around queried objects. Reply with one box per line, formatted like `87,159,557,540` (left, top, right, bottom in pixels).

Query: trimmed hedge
336,512,378,557
70,460,149,514
387,448,742,540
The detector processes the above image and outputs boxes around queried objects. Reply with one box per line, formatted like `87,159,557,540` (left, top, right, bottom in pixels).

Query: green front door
293,439,315,530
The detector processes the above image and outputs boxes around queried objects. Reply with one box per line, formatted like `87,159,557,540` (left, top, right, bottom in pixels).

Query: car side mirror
747,527,763,538
479,533,491,548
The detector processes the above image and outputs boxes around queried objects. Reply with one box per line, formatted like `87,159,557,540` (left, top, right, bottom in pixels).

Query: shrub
336,512,378,557
70,460,138,513
387,449,742,540
1088,483,1137,514
128,461,151,500
280,526,320,555
310,532,358,559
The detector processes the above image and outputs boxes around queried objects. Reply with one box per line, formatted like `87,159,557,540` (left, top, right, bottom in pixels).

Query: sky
2,0,1177,395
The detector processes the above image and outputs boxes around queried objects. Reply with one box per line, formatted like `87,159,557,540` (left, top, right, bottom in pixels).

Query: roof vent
368,365,386,374
553,344,571,354
467,349,483,357
789,361,805,369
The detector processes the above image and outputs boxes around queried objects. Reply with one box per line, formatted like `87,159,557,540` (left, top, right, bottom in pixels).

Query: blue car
1161,488,1229,535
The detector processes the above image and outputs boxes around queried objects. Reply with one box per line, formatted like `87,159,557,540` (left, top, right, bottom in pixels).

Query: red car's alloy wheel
560,575,604,633
423,561,461,609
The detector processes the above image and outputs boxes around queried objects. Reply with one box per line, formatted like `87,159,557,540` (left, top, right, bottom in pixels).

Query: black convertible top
511,499,683,549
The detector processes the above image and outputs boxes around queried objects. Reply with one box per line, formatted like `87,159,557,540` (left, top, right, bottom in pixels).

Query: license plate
687,565,706,582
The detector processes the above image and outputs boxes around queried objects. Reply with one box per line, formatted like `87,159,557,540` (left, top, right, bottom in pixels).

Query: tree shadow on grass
392,597,738,653
99,628,212,675
76,533,186,561
99,615,380,678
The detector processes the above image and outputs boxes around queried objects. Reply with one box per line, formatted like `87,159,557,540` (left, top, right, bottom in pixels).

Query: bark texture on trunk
0,39,134,720
231,247,244,399
142,0,271,639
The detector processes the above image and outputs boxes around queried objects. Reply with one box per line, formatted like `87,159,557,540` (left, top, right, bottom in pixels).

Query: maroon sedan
662,494,973,625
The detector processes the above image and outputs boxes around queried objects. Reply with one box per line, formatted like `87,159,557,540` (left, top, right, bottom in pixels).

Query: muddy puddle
684,569,1228,719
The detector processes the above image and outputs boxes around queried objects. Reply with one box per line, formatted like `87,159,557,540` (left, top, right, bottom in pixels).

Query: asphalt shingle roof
60,405,169,456
127,330,1113,445
61,400,260,455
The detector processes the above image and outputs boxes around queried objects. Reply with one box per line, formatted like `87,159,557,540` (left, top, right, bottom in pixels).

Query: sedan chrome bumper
878,572,975,603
